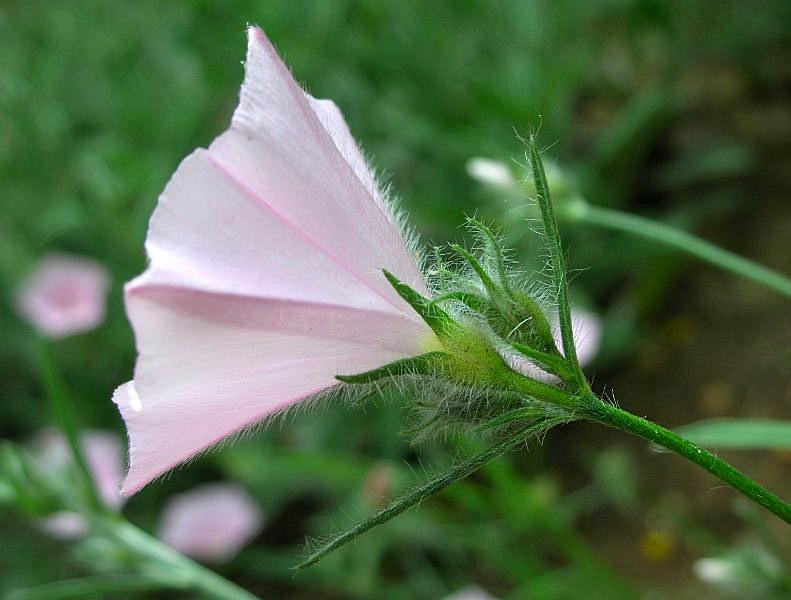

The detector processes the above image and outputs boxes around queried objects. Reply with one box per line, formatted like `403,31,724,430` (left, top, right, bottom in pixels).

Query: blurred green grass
2,1,790,598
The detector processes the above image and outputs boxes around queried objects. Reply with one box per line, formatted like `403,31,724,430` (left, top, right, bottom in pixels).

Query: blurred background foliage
2,0,791,598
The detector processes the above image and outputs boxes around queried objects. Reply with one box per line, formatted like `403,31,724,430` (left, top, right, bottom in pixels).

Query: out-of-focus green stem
36,340,103,513
106,518,260,600
7,575,167,600
580,395,791,525
562,197,791,299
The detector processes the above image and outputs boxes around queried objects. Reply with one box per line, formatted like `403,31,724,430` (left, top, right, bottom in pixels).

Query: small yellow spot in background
640,529,676,563
664,316,697,346
700,381,735,415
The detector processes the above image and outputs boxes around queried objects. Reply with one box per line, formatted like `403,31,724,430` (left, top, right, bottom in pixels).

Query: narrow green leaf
383,269,456,336
37,340,104,513
336,352,446,384
676,419,791,450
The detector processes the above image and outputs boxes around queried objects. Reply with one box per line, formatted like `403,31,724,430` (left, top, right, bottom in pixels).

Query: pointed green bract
466,217,513,296
336,352,446,384
428,290,487,312
449,243,502,299
382,269,457,337
528,135,587,390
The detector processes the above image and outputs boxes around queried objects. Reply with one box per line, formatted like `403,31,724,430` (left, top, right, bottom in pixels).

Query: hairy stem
582,396,791,525
565,199,791,299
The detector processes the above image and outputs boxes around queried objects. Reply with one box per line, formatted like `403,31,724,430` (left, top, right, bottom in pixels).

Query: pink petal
305,95,391,223
116,288,432,495
158,483,263,562
16,254,109,339
115,293,429,494
137,150,401,315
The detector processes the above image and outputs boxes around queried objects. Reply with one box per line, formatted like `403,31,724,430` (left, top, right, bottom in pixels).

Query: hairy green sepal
383,269,457,337
336,352,446,384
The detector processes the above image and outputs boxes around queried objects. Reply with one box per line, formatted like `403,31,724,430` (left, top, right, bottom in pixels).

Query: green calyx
340,236,570,392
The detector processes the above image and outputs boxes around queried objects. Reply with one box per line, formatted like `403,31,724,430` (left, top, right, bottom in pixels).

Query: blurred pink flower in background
465,157,515,189
34,429,125,538
158,483,264,562
442,586,498,600
506,308,603,381
113,27,438,495
569,308,603,368
16,254,109,339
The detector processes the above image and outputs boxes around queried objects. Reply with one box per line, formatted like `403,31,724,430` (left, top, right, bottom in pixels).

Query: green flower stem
562,198,791,299
580,395,791,525
36,340,103,513
104,516,260,600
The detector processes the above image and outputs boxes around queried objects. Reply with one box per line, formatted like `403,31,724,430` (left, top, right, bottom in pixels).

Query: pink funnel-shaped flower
158,483,264,562
16,254,109,339
113,27,438,495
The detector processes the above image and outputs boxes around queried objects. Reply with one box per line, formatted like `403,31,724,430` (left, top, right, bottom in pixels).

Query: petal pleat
208,28,428,307
117,287,430,494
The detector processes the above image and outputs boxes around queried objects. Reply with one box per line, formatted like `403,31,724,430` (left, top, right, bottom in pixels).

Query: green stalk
564,198,791,299
105,517,260,600
581,396,791,525
36,340,103,513
7,575,168,600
